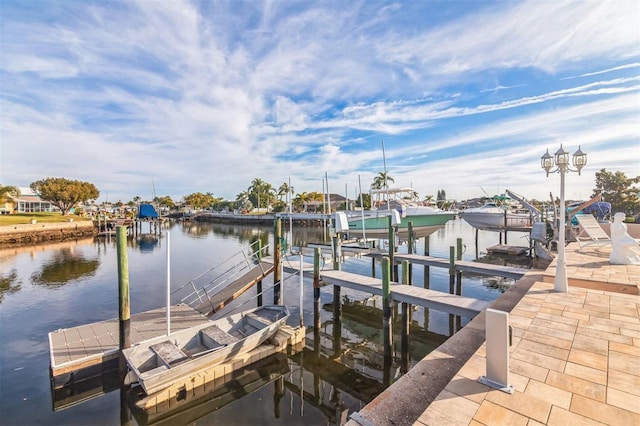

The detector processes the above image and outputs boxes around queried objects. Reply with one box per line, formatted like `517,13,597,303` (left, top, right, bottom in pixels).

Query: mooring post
273,218,282,305
449,245,455,336
332,234,342,358
407,222,414,285
371,256,376,278
456,238,463,330
401,260,410,373
116,226,131,383
424,235,430,289
388,217,397,282
313,247,321,356
504,210,508,245
382,256,392,386
256,239,263,307
423,235,430,330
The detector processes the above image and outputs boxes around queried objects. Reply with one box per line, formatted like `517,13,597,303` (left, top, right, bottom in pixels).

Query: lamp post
541,144,587,292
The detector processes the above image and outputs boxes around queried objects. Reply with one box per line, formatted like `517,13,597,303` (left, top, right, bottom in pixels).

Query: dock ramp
173,241,274,316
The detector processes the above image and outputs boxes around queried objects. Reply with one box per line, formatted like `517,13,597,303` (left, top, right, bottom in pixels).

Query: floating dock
49,304,211,378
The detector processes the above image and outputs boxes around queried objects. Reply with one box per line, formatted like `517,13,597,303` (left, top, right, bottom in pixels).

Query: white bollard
478,308,514,394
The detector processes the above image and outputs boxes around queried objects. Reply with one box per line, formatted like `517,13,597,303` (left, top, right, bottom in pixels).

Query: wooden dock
320,270,489,318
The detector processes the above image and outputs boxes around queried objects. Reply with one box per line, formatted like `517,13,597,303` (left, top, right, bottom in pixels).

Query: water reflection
0,269,21,302
30,249,100,287
136,234,159,253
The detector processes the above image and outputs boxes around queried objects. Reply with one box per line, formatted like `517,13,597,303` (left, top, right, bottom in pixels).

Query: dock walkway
321,270,489,318
368,252,527,280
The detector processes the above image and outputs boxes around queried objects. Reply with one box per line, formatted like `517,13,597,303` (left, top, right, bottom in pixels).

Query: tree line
1,169,638,218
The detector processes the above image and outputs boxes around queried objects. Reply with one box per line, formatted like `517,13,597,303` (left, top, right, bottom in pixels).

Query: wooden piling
313,248,321,356
332,236,342,358
273,218,282,305
407,222,414,285
256,239,263,307
116,226,130,350
424,235,430,289
456,238,463,331
449,246,455,336
401,260,410,373
382,256,392,386
388,217,397,282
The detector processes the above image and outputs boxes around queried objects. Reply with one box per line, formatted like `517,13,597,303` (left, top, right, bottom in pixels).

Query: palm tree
277,182,295,202
371,172,394,190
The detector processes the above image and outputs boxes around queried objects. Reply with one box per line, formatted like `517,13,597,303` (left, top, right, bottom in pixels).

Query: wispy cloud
1,0,638,202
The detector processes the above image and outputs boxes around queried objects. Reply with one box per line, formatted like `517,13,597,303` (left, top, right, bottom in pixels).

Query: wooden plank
320,270,488,318
393,254,526,280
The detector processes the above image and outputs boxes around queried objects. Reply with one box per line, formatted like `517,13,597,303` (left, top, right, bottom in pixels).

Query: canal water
0,218,529,425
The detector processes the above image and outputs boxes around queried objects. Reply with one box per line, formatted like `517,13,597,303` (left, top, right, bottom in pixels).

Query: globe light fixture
541,144,587,292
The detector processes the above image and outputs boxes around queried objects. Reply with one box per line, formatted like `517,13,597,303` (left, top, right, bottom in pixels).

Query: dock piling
273,219,282,305
401,260,410,373
382,256,392,386
313,248,321,356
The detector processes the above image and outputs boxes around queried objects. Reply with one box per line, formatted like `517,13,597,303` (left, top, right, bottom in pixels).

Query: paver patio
415,242,640,426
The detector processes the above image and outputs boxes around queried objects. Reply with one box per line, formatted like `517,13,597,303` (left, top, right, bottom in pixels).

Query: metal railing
172,240,270,309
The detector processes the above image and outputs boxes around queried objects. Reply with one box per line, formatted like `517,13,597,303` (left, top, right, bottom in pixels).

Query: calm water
0,219,528,425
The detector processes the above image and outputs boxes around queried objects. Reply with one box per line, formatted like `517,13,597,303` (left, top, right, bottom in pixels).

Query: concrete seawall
0,221,96,245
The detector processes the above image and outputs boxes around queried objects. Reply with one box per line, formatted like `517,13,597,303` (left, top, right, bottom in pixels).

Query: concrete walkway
416,243,640,426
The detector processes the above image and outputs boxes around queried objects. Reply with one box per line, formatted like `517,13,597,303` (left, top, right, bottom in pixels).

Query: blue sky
1,0,638,204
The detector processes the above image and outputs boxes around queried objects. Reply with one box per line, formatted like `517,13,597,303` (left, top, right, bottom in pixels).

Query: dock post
313,248,321,356
257,239,263,307
407,221,414,285
401,260,410,373
456,238,463,330
423,235,430,329
449,246,455,336
371,256,376,278
504,210,508,244
382,256,392,386
332,236,342,358
388,217,397,282
274,218,282,305
424,235,430,289
116,226,131,383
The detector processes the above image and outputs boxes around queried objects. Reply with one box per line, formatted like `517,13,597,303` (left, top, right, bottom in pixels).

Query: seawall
0,221,97,246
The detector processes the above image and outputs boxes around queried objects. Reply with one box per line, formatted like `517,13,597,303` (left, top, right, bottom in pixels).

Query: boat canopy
138,203,159,219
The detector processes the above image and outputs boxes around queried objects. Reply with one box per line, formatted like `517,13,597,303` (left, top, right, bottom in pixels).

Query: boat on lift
459,193,533,232
346,187,456,237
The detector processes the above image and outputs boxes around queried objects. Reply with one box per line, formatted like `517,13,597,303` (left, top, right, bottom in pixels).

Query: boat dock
368,252,528,280
321,270,488,318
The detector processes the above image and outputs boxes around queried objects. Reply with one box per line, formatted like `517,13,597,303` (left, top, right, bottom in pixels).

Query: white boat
347,188,456,236
122,305,289,395
459,202,532,231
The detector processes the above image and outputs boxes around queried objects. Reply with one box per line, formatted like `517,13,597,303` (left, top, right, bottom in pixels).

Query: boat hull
122,305,289,395
459,211,531,231
347,211,455,236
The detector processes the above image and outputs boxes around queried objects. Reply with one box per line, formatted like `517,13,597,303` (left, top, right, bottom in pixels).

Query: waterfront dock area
49,304,212,377
348,242,640,426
